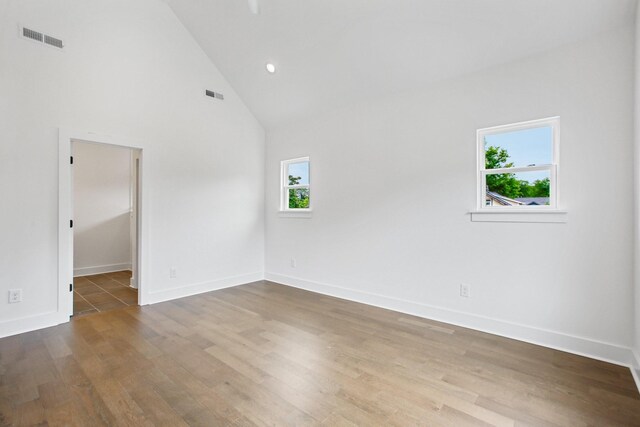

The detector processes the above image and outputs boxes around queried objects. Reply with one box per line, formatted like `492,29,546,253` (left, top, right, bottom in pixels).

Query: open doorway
71,141,141,317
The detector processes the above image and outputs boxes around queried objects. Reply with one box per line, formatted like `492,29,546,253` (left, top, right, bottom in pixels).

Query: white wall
0,0,636,372
266,27,636,362
73,142,131,276
633,4,640,377
0,0,265,336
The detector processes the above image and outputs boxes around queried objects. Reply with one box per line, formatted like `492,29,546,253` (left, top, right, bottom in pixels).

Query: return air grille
23,27,43,42
44,35,64,49
205,89,224,100
21,26,64,50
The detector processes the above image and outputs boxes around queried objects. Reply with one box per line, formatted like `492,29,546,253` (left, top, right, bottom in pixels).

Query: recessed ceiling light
266,63,276,73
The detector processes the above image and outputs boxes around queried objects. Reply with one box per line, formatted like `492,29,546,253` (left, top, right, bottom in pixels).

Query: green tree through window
288,175,309,208
485,145,550,200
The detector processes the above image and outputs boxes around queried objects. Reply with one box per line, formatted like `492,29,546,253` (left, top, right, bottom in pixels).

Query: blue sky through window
484,126,552,182
288,161,309,185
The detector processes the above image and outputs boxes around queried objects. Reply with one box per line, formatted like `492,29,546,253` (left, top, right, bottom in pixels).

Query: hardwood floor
1,281,639,426
73,271,137,317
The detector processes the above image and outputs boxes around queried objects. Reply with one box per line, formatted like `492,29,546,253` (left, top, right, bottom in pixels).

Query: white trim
479,116,560,134
631,350,640,393
470,210,568,223
59,128,147,313
58,129,73,321
0,311,68,339
484,165,552,175
130,150,141,293
281,156,309,164
265,272,636,369
477,116,560,211
73,263,132,277
145,272,264,305
280,156,311,211
633,348,640,369
278,210,313,218
632,368,640,395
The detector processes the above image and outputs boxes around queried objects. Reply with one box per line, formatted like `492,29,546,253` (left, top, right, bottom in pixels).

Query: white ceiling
167,0,637,130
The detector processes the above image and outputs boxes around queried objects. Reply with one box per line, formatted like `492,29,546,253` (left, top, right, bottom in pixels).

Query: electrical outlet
170,267,177,279
290,258,296,268
8,289,22,303
460,283,470,298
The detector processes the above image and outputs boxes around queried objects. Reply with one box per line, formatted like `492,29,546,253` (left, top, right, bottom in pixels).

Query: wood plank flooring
1,281,639,426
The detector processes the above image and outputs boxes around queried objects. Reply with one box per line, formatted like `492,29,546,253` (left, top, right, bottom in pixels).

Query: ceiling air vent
205,90,224,100
20,25,64,50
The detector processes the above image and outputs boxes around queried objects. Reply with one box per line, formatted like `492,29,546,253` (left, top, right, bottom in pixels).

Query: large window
477,117,559,210
281,157,310,211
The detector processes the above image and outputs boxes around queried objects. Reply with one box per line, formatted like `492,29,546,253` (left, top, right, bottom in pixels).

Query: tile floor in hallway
73,270,137,317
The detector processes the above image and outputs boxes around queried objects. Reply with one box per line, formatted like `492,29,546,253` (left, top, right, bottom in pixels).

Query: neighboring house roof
486,191,525,206
515,197,550,206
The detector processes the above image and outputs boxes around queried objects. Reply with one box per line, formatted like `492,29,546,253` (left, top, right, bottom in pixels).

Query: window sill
278,210,313,219
470,209,567,223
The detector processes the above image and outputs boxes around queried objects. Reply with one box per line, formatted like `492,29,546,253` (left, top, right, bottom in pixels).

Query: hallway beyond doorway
73,271,138,317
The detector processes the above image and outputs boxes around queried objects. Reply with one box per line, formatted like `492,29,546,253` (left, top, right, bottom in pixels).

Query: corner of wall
265,272,637,369
634,0,640,373
632,2,640,393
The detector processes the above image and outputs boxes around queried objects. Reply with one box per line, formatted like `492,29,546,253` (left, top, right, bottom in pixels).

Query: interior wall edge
632,350,640,393
142,271,265,305
0,311,67,340
633,0,640,386
265,272,637,370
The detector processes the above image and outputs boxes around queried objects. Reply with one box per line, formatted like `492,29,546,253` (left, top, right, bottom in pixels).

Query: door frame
58,128,147,319
129,151,141,289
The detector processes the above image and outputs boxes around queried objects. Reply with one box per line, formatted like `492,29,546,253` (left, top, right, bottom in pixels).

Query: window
281,157,310,211
477,117,559,210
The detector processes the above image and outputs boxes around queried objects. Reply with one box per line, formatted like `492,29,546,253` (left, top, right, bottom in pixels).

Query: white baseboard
265,272,637,370
3,270,638,395
0,272,263,339
144,271,264,305
74,263,132,277
0,311,68,339
632,350,640,393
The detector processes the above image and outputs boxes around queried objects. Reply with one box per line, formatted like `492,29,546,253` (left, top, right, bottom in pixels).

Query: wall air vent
20,25,64,50
205,90,224,100
44,35,64,49
22,27,43,42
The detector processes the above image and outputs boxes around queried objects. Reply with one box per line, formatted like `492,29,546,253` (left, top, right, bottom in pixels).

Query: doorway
71,142,141,316
58,129,144,320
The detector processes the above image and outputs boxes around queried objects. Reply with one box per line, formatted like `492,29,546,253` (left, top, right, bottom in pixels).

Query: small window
477,117,559,210
281,157,310,211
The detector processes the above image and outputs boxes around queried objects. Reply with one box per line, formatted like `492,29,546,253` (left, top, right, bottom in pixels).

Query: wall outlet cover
8,289,22,303
460,284,470,298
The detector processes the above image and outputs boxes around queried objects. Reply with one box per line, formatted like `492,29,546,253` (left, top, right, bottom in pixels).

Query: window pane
287,161,309,186
288,188,310,209
484,126,552,169
485,170,550,207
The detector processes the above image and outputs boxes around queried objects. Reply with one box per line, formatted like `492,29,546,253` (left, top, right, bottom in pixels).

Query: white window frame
280,157,311,213
477,117,560,211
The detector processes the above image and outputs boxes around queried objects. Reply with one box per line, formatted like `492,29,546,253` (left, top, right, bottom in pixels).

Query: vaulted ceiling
167,0,637,130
